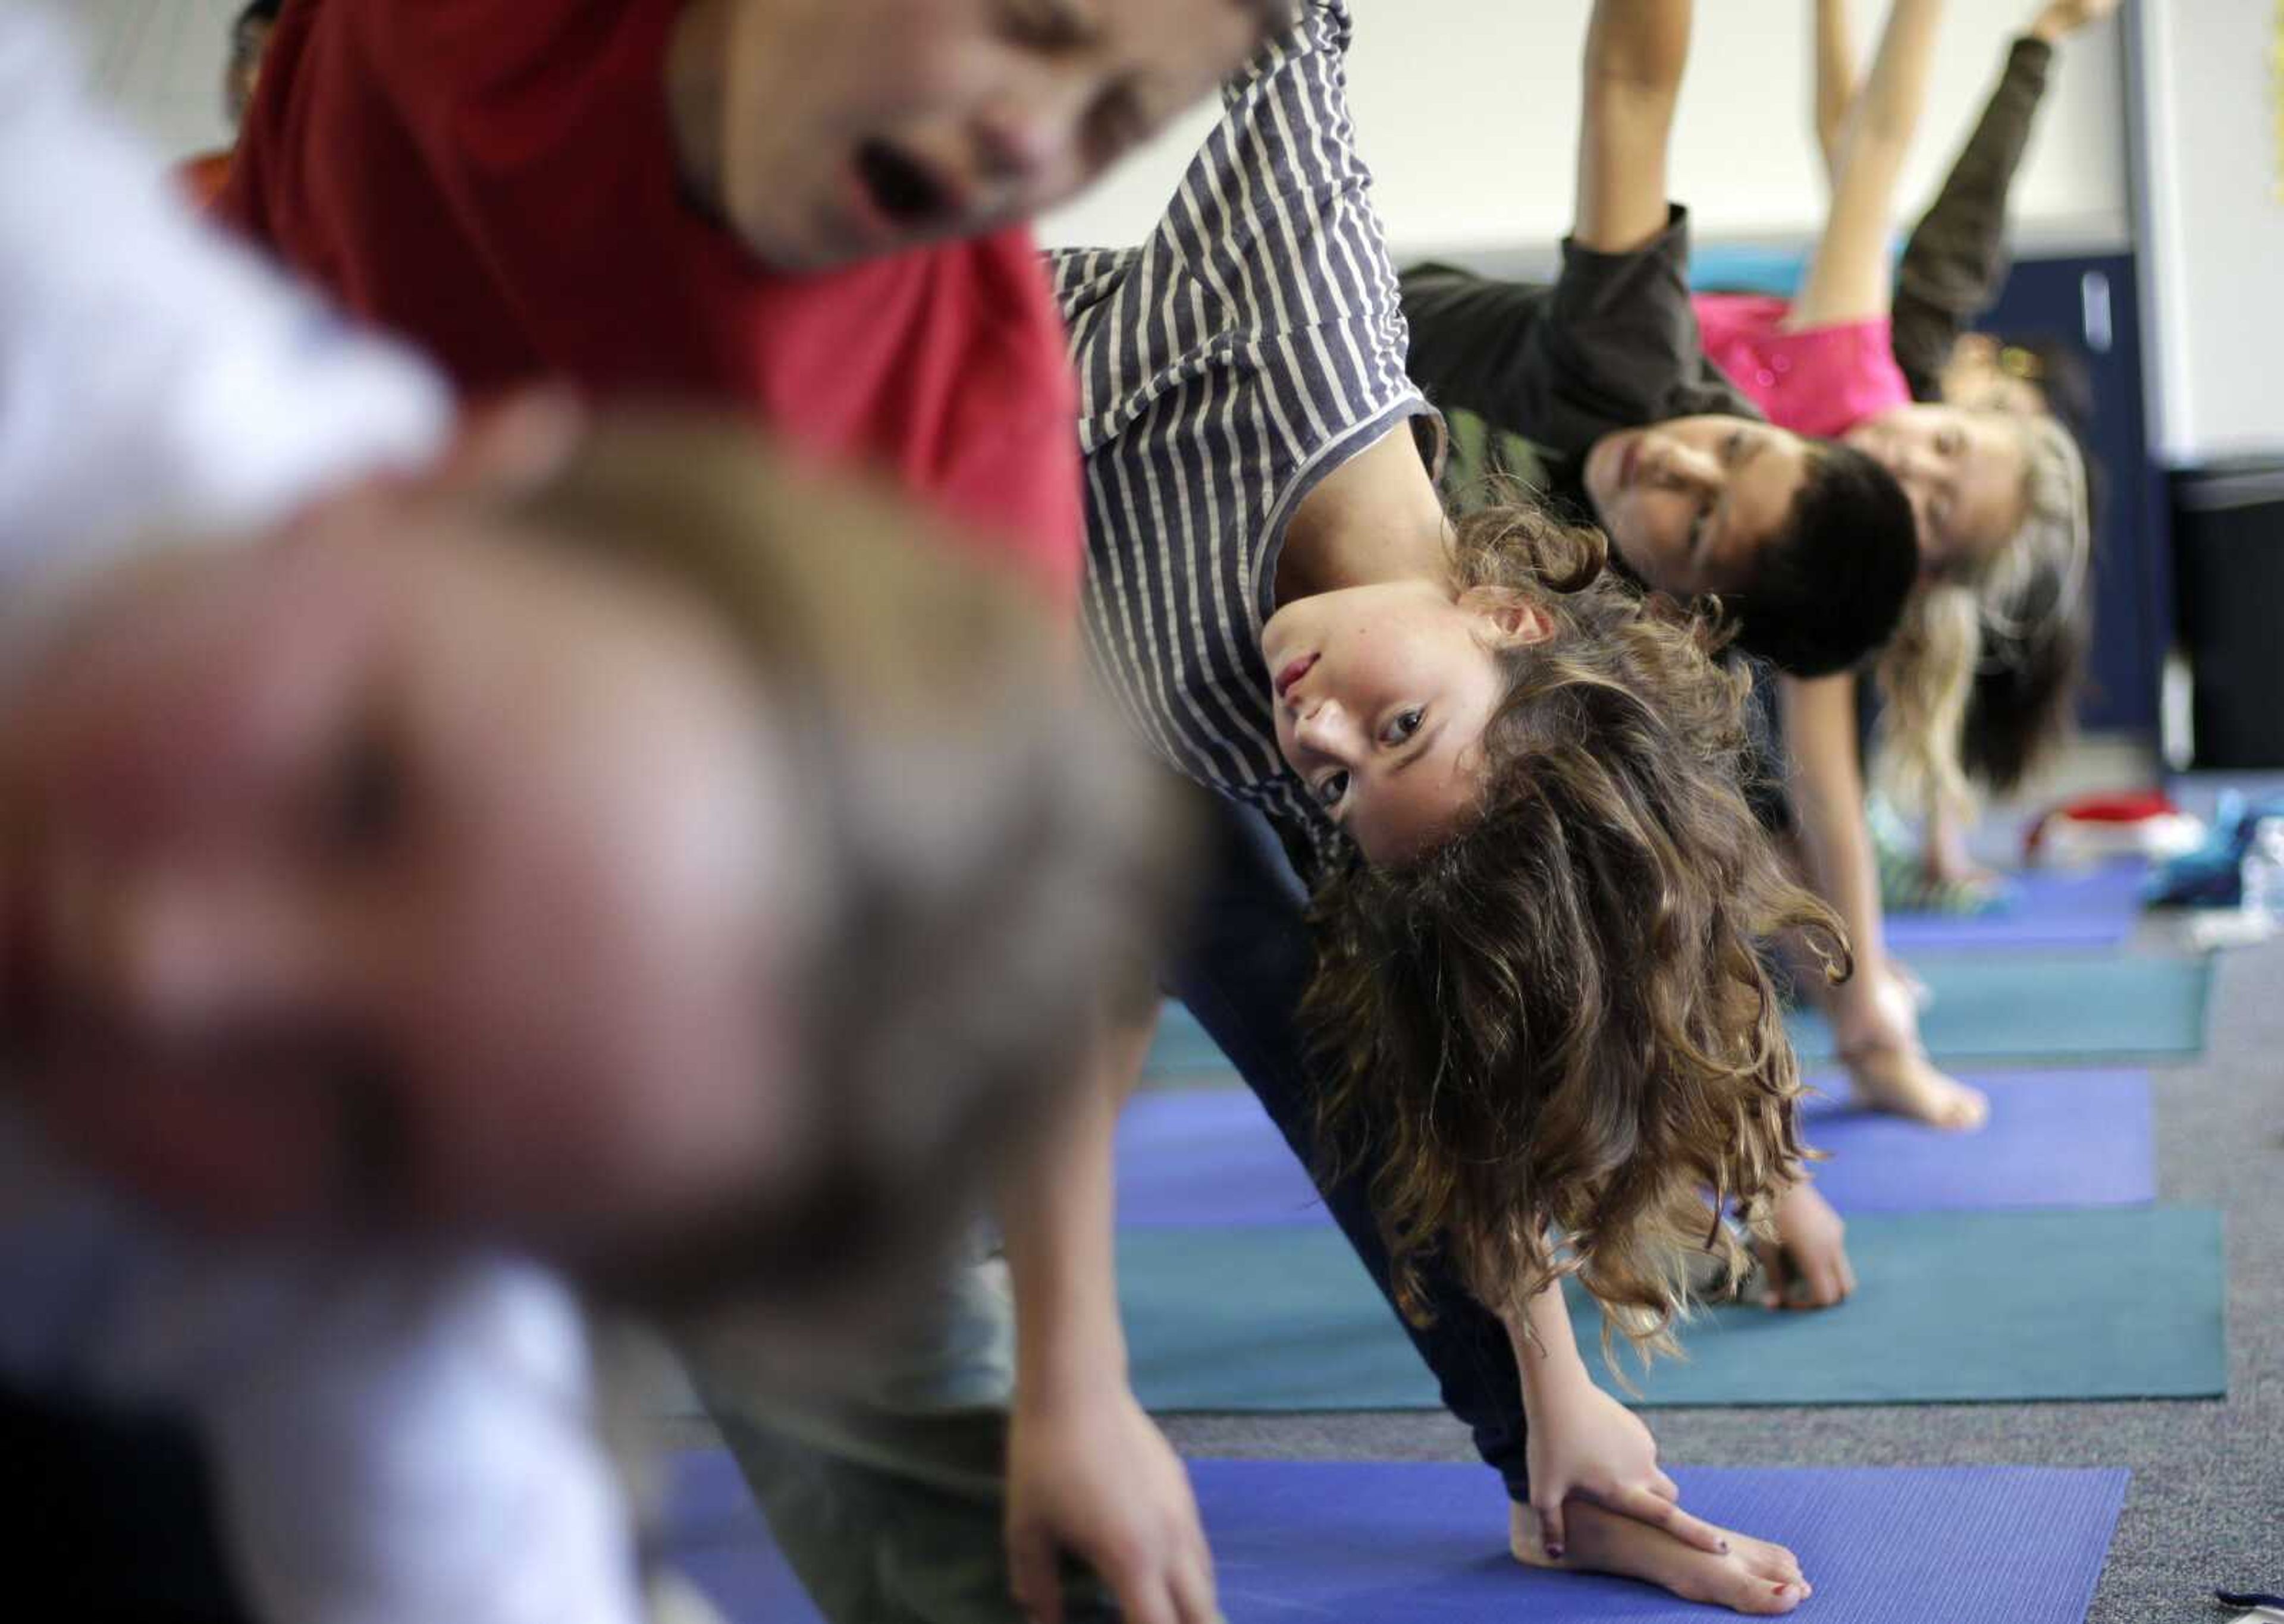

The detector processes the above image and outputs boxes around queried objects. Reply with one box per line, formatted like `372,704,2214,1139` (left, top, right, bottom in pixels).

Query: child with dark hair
1062,1,1834,1610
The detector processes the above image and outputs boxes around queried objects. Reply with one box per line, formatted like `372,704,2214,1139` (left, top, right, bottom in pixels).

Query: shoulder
305,0,678,140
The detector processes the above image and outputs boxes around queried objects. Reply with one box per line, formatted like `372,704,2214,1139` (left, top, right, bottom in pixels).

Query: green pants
678,1252,1118,1624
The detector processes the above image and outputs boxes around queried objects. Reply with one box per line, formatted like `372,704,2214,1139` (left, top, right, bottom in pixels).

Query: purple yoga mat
1882,860,2147,953
1115,1070,2155,1227
661,1452,2128,1624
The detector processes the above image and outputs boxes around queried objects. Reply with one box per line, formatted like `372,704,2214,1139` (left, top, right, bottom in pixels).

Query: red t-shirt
217,0,1081,605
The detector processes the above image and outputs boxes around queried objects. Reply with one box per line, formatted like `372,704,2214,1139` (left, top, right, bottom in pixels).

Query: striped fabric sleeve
1064,0,1432,844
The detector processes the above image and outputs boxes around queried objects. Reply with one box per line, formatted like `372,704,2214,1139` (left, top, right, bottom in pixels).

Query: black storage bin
2173,456,2284,768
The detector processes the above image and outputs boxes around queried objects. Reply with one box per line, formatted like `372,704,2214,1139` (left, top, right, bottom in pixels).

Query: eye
1312,769,1351,809
1937,428,1965,458
1687,508,1710,554
997,0,1093,51
319,724,407,860
1723,430,1745,461
1379,707,1425,747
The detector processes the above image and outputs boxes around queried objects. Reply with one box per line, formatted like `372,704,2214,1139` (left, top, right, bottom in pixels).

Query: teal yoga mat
1143,953,2211,1079
1121,1207,2225,1410
1785,954,2211,1065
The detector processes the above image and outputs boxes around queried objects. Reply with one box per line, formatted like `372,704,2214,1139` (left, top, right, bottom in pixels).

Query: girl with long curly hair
1063,1,1840,1612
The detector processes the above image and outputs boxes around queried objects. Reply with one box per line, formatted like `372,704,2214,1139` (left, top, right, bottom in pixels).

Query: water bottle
2239,816,2284,923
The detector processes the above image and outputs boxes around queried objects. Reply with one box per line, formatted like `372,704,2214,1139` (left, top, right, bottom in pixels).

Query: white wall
77,0,2131,259
71,0,240,160
2131,0,2284,463
1044,0,2132,259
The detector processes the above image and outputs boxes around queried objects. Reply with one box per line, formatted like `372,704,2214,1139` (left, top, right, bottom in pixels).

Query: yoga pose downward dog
1061,1,1839,1610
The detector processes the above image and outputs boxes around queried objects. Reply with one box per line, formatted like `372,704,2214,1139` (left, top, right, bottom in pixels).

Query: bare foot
1512,1499,1811,1615
1846,1048,1990,1131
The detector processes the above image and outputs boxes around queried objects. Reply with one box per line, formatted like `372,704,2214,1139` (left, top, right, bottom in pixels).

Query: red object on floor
2023,790,2181,860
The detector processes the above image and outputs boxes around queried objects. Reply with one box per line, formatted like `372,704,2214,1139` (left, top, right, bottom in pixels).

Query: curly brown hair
1304,496,1847,1357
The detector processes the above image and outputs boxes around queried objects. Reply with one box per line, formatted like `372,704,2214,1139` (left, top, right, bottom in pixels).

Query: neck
1275,422,1452,605
664,0,729,216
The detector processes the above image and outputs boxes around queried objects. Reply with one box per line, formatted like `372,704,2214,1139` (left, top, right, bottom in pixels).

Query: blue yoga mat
1119,1206,2226,1409
1115,1069,2156,1228
1884,860,2147,953
661,1450,2129,1624
1786,954,2210,1064
1145,954,2211,1077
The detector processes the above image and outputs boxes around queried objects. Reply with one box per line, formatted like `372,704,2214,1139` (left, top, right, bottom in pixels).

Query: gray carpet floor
657,761,2282,1620
1158,919,2283,1622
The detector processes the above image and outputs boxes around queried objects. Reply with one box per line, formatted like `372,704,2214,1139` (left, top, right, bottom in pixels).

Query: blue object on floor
1787,954,2210,1064
1113,1069,2157,1228
2148,790,2284,909
1884,860,2148,951
1118,1207,2227,1409
661,1450,2131,1624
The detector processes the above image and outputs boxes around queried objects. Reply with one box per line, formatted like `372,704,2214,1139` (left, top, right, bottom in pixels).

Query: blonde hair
1307,497,1845,1360
512,416,1191,1315
1874,413,2090,820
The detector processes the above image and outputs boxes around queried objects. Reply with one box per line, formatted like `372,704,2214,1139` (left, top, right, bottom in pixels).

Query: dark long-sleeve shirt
1891,36,2056,401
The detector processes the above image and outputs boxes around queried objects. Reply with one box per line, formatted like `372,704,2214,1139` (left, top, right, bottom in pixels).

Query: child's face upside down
1582,415,1812,599
1262,579,1546,865
0,485,808,1270
675,0,1275,270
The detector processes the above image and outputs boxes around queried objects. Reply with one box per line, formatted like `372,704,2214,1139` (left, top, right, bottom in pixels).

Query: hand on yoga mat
1520,1373,1727,1560
1755,1182,1858,1311
1005,1386,1215,1624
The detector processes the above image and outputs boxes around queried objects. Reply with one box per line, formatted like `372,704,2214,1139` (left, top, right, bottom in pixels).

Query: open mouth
855,140,948,227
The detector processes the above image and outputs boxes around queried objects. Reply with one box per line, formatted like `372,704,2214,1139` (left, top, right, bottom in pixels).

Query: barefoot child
1829,0,2119,905
221,4,1280,1619
1695,0,2089,1091
1059,2,1831,1609
0,17,1178,1614
1394,0,1992,1143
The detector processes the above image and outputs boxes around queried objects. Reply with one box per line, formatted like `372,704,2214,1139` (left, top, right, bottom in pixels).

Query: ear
1458,586,1554,649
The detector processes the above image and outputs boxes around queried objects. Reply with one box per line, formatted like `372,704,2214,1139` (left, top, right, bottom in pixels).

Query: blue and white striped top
1051,0,1433,841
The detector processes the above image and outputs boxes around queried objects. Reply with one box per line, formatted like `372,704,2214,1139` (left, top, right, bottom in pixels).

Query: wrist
1014,1315,1131,1415
1516,1335,1593,1407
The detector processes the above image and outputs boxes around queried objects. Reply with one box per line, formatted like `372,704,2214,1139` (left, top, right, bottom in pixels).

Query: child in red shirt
219,5,1279,1623
219,0,1274,602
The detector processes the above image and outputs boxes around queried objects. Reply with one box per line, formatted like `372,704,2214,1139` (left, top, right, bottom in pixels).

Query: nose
970,85,1080,187
1290,698,1358,759
1644,442,1720,496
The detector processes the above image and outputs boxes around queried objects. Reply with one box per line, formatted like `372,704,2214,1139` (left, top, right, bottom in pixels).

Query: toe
1739,1542,1802,1587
